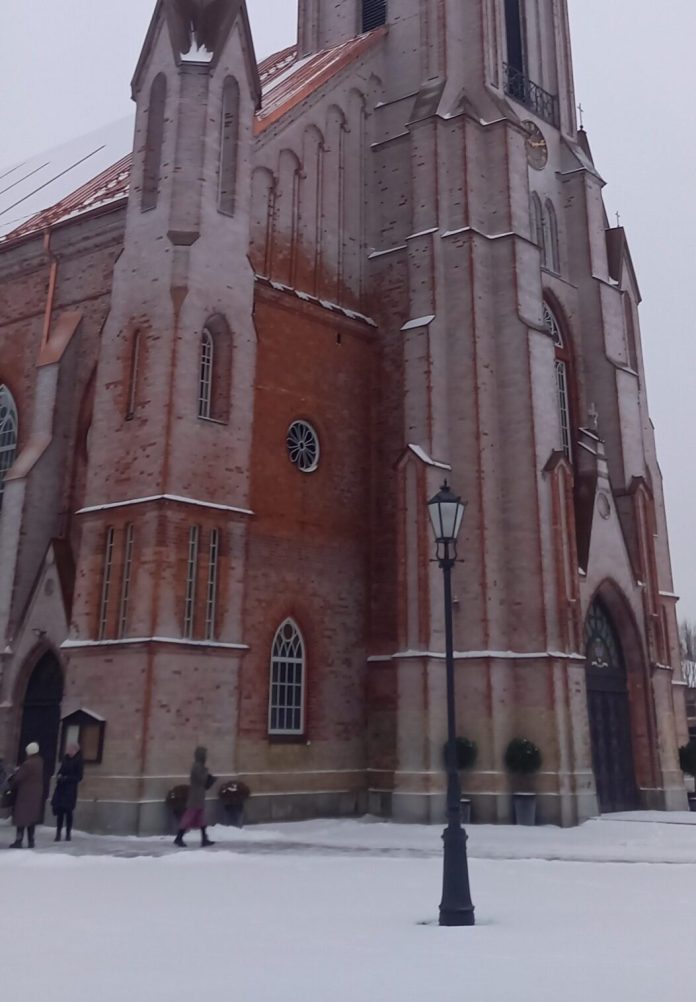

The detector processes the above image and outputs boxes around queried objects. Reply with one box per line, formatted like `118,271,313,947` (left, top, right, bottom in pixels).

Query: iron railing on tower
503,63,560,128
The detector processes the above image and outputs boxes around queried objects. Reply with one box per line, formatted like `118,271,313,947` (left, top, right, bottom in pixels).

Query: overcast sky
2,1,695,620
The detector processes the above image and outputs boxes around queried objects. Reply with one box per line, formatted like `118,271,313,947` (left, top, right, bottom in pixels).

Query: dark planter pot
223,803,246,828
687,793,696,813
513,792,537,826
459,798,472,825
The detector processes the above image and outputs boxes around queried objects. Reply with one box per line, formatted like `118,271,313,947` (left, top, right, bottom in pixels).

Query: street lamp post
427,481,475,928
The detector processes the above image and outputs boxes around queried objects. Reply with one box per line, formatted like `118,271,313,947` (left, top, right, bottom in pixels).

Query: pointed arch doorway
17,652,64,789
585,599,640,813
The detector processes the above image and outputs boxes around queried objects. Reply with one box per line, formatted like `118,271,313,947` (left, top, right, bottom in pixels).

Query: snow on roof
256,29,385,134
0,116,134,242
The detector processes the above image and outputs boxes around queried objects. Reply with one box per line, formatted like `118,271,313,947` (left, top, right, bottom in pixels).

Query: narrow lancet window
141,73,167,212
505,0,525,75
126,330,141,420
0,384,18,510
117,523,135,638
545,200,560,274
218,77,240,216
184,526,200,639
198,329,214,419
544,304,573,460
98,527,116,640
204,529,220,641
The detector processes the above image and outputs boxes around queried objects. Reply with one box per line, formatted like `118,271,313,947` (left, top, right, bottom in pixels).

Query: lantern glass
428,482,466,545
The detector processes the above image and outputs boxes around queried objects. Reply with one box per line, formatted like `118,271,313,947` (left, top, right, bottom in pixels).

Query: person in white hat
9,743,45,849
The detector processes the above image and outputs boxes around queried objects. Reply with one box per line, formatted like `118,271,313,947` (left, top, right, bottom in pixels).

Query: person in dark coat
51,744,84,842
9,743,45,849
174,746,215,848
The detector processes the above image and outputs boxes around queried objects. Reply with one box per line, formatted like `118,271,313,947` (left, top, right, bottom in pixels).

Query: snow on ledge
401,315,436,331
406,444,451,471
368,649,586,663
62,637,249,651
76,494,254,516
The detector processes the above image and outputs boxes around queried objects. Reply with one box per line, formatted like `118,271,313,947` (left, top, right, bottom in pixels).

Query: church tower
65,0,261,832
350,0,686,823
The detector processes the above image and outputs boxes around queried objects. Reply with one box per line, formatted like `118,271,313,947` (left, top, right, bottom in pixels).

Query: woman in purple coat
9,743,45,849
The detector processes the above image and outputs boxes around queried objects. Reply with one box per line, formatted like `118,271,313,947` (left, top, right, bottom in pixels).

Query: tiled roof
0,29,385,246
4,154,131,242
256,30,384,134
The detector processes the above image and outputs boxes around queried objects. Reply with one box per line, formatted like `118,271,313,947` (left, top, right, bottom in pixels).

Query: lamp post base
439,823,476,927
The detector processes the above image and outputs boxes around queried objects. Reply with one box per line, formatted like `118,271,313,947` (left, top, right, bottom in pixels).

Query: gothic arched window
544,304,573,460
0,384,18,510
218,77,240,216
198,329,214,419
545,199,560,274
268,619,305,735
141,73,167,212
197,316,231,422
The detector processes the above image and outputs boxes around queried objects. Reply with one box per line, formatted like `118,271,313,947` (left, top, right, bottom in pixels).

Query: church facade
0,0,688,833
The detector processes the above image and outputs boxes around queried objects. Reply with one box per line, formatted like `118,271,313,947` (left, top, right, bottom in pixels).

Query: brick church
0,0,688,832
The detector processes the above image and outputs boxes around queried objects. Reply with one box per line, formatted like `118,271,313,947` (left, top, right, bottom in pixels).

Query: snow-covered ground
1,814,695,1000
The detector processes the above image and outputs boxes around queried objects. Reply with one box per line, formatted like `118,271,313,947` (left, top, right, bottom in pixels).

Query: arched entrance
17,652,64,789
585,599,639,813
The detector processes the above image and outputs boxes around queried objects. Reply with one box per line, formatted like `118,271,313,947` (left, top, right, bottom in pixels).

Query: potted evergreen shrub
218,780,251,828
442,737,478,823
504,738,542,826
678,741,696,810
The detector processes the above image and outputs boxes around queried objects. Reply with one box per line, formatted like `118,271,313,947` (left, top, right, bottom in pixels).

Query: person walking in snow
174,746,216,848
51,743,84,842
9,743,45,849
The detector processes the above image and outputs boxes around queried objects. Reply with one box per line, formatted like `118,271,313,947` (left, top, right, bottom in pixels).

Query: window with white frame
268,619,305,735
97,527,115,640
117,523,135,638
544,304,573,460
183,525,200,638
204,528,219,641
198,329,214,419
0,384,18,510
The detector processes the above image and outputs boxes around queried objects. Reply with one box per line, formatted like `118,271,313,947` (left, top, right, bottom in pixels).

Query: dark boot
201,827,215,847
66,813,72,842
27,826,35,849
10,828,24,849
55,816,63,842
173,830,187,847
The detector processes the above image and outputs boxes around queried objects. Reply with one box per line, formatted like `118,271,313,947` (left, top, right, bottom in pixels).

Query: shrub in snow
218,780,251,809
442,737,478,771
504,738,542,777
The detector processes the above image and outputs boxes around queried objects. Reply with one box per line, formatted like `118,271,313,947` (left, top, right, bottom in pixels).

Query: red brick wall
238,287,374,776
